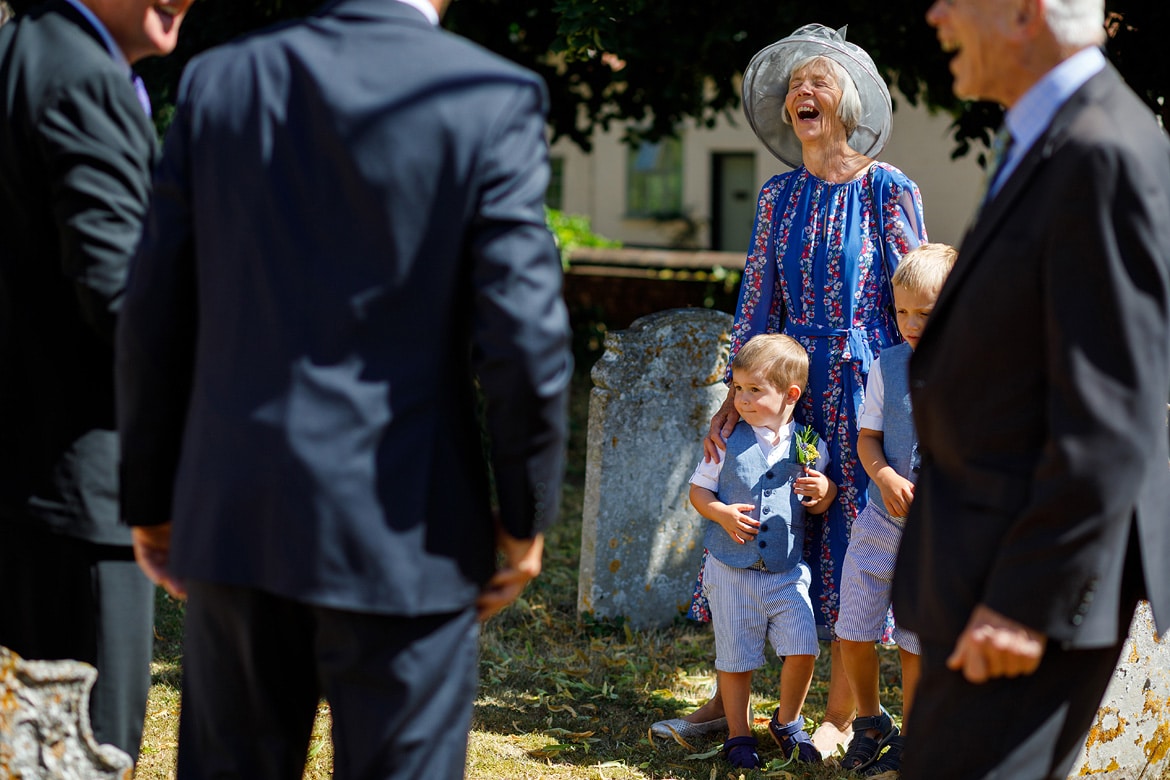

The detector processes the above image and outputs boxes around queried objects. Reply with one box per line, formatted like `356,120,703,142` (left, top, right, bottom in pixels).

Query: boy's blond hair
891,242,957,294
732,333,809,393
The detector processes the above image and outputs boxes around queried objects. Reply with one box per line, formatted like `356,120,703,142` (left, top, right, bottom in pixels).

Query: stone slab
577,308,733,628
1069,601,1170,778
0,646,133,779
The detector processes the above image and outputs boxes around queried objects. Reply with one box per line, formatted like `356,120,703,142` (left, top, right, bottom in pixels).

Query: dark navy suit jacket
0,0,157,544
116,0,572,617
893,64,1170,648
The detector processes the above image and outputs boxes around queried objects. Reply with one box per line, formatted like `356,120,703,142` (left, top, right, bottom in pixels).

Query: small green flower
795,425,820,467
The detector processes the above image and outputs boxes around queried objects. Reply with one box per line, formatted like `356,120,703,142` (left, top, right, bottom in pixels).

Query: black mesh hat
742,24,892,169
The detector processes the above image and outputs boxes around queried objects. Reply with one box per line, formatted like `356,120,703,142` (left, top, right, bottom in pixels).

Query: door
711,153,756,253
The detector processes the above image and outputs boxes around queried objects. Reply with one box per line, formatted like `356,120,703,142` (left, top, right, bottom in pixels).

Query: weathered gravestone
577,308,1170,777
1069,601,1170,778
578,308,733,629
0,646,133,779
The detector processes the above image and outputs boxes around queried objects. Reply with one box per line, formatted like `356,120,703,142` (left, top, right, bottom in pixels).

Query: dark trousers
0,522,154,759
901,528,1145,780
177,581,480,780
901,633,1128,779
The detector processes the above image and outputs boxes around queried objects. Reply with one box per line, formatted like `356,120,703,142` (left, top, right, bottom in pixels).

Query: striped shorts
703,554,820,673
836,501,920,654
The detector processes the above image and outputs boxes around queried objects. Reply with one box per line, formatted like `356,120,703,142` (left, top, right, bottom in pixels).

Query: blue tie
132,74,152,118
982,124,1014,204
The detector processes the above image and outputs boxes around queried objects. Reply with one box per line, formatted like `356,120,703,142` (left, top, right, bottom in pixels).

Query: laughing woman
652,23,928,759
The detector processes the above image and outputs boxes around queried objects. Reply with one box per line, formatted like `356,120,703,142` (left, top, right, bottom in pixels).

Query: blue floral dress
689,162,927,640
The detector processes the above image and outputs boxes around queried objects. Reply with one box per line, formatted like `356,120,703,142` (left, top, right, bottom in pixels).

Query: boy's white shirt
689,419,830,492
857,355,886,432
392,0,440,25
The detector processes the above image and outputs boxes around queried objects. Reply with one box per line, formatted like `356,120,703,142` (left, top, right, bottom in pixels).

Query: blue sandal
839,710,899,773
768,711,820,763
721,735,761,769
861,734,905,776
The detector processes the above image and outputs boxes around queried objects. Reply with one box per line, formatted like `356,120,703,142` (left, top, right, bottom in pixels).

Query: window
626,138,683,219
545,156,565,210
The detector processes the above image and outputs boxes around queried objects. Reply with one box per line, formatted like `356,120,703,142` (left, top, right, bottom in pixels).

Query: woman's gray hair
780,55,863,135
1045,0,1106,48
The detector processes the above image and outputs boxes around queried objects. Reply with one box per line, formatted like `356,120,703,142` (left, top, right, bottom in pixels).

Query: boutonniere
795,425,820,467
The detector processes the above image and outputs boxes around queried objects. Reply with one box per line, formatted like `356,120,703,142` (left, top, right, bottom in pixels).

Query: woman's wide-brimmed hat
742,23,892,169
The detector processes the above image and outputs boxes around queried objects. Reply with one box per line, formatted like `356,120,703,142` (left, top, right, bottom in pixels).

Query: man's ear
786,384,803,403
1015,0,1044,33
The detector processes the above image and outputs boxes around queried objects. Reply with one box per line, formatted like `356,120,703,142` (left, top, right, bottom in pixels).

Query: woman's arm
702,387,739,462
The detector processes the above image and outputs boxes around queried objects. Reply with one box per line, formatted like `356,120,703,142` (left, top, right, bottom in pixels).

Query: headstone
578,308,733,628
1068,602,1170,778
0,646,133,779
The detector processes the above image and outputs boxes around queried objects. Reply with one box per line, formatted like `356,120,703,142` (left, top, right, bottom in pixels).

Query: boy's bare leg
720,670,755,738
840,638,883,735
776,654,816,725
899,648,921,733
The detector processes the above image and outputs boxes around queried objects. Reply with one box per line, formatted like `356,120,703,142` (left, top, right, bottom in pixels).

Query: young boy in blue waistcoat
688,333,836,770
836,243,957,776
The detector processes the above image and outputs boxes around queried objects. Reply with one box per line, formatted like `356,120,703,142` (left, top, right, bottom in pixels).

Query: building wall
550,89,983,252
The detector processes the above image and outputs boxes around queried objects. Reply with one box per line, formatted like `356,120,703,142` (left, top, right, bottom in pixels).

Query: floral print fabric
689,163,927,640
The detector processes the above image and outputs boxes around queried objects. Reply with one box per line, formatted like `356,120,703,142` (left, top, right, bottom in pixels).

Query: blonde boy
836,243,957,776
688,333,837,769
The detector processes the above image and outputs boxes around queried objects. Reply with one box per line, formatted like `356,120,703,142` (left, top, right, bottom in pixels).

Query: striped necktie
981,124,1014,205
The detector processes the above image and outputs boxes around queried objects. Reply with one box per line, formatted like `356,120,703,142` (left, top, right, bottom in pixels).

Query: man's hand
947,603,1047,683
477,529,544,622
132,524,187,600
702,390,739,463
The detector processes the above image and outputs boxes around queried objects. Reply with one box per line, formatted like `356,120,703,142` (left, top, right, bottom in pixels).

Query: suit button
1072,614,1084,626
759,540,767,548
765,471,775,479
760,523,769,532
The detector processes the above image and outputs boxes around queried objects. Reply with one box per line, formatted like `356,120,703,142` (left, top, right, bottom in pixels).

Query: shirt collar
1003,46,1106,170
751,420,794,447
393,0,439,26
63,0,131,72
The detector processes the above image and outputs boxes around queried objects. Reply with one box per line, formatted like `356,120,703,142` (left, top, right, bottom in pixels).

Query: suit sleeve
40,72,156,343
116,73,199,527
981,137,1170,639
467,80,572,540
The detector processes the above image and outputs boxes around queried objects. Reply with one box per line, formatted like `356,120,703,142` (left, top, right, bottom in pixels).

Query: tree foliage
13,0,1162,161
444,0,1169,161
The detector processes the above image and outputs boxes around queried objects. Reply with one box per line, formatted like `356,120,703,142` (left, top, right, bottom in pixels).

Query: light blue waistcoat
866,342,919,515
704,422,806,573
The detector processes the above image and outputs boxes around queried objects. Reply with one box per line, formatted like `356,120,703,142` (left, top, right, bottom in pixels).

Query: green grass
134,372,906,779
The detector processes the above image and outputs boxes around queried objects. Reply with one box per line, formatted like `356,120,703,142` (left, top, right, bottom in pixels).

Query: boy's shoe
839,709,898,773
767,711,821,763
722,735,761,769
861,734,905,777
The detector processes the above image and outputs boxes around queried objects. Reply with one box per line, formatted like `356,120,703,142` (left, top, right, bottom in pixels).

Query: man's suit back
118,0,571,616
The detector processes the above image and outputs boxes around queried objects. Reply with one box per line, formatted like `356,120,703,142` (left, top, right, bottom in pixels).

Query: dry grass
134,373,908,779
